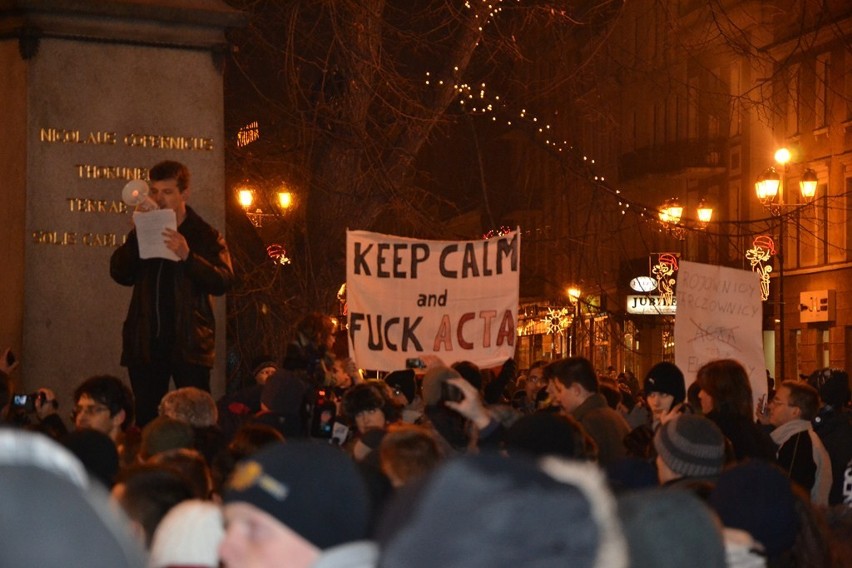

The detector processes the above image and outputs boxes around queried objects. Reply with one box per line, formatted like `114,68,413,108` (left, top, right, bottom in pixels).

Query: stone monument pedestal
0,0,244,414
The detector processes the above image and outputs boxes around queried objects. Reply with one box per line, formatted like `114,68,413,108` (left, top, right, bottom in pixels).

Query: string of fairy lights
449,77,708,237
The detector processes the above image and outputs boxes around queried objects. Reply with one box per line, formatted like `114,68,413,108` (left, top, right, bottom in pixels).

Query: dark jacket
812,406,852,505
572,392,631,467
110,206,234,368
705,410,775,463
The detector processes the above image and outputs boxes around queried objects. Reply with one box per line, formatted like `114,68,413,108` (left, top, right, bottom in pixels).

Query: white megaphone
122,179,159,212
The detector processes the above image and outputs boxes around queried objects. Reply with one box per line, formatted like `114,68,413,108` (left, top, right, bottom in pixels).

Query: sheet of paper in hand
133,209,180,261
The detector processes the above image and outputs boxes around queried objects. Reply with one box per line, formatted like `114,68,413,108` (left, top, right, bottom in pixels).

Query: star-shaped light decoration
543,307,570,335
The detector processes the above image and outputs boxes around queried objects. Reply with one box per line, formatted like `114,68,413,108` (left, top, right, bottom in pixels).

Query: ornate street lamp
658,197,714,239
754,147,819,381
237,182,294,227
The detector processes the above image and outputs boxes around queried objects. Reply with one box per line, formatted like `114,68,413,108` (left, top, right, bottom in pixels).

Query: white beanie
148,500,224,568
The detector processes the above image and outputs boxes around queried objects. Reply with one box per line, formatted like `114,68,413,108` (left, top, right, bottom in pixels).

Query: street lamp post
237,182,294,227
567,287,582,357
754,148,818,381
658,197,714,240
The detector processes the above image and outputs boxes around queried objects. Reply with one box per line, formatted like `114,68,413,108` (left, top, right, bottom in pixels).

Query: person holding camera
0,351,66,439
415,364,509,456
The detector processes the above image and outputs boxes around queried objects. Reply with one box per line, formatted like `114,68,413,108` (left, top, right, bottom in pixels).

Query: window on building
786,64,800,136
730,63,742,136
845,49,852,120
688,76,698,139
817,329,830,369
815,53,830,129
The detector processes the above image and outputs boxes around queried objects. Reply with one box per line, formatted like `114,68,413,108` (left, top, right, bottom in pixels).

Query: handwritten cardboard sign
346,229,520,371
674,261,767,407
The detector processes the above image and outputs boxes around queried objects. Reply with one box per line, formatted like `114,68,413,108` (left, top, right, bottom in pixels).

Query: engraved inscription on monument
33,125,215,248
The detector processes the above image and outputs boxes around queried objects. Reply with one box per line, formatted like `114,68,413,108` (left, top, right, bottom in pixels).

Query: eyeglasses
72,404,110,418
769,398,794,408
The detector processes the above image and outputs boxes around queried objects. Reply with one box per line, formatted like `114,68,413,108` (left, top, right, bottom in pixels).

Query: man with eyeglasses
762,380,832,506
72,375,136,447
513,360,550,414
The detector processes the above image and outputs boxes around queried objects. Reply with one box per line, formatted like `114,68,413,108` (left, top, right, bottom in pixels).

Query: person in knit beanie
624,361,688,461
653,414,726,495
149,499,224,568
644,361,687,427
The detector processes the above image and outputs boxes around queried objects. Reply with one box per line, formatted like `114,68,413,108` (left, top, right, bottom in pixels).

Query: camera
441,381,464,403
11,392,43,413
405,358,426,369
308,387,337,439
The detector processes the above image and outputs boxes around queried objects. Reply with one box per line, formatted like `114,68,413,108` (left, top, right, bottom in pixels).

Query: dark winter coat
110,206,234,368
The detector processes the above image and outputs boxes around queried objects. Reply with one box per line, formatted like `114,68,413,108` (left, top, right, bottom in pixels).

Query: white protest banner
674,261,767,408
346,229,520,372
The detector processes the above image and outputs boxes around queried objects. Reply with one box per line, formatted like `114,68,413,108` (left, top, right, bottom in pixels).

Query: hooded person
0,430,147,568
378,452,628,568
251,369,310,438
618,489,727,568
220,441,376,568
708,460,799,562
807,368,852,505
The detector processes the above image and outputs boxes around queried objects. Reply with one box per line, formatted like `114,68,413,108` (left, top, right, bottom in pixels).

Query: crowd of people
2,315,852,567
2,159,851,567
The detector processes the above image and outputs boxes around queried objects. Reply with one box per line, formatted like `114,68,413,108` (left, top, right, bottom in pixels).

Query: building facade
507,0,852,380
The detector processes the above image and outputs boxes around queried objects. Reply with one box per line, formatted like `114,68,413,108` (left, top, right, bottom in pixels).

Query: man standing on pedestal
111,160,234,427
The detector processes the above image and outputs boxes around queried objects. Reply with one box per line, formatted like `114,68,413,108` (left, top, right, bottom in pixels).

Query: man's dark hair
73,375,135,431
544,357,599,393
782,380,820,421
114,464,195,547
149,160,190,192
342,382,400,423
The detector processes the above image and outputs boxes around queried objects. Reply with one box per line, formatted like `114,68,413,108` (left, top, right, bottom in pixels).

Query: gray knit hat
653,415,725,478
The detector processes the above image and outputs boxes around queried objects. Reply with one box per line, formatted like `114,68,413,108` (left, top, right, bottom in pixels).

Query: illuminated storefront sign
626,295,677,315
